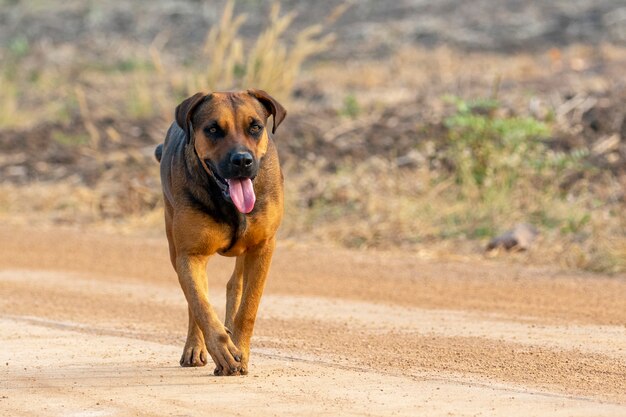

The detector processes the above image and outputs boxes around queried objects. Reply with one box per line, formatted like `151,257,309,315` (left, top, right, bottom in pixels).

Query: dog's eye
204,124,223,139
249,124,262,135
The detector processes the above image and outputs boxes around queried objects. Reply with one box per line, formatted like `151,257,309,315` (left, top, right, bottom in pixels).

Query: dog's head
175,89,286,214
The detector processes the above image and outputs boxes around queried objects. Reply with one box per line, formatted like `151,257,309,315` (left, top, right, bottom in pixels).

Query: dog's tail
154,143,163,163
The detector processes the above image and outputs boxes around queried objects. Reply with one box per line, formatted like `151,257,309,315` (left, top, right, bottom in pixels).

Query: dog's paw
180,343,208,367
213,347,249,376
206,331,243,376
213,364,247,376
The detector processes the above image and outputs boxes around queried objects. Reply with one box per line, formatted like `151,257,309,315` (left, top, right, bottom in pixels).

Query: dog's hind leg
154,143,163,162
180,307,208,367
179,269,208,367
225,256,244,332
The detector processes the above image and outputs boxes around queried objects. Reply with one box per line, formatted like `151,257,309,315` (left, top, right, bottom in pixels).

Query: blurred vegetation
444,96,551,188
340,94,361,119
0,0,337,129
281,95,624,273
179,0,336,101
0,0,624,273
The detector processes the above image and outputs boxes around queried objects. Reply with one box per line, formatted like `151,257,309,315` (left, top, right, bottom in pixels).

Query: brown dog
155,89,286,376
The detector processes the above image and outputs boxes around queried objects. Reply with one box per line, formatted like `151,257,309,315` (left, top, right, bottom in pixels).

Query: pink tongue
227,178,256,214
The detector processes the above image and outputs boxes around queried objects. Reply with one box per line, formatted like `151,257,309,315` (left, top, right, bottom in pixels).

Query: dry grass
0,73,20,127
0,65,73,129
0,182,165,236
281,158,625,273
3,152,621,273
174,0,336,100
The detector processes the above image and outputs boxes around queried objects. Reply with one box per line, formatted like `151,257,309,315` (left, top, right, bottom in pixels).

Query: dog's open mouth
226,177,256,214
205,162,256,214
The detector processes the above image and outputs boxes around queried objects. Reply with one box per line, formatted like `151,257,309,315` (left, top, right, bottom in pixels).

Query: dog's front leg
231,237,276,374
176,254,242,375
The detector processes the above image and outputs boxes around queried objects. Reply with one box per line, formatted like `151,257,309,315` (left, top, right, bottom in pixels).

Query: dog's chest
217,214,273,257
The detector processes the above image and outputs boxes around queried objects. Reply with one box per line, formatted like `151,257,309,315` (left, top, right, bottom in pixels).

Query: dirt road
1,225,625,416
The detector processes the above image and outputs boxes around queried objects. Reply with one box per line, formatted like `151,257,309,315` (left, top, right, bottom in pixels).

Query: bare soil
0,225,625,416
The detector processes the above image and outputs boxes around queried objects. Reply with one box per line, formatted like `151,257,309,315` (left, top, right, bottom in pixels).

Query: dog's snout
223,150,257,178
217,149,258,180
231,152,254,168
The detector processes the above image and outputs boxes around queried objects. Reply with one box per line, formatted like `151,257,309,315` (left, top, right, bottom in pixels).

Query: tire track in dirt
5,318,624,417
3,269,625,357
1,267,625,401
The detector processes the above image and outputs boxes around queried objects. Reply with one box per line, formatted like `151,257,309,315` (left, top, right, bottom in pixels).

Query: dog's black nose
231,152,254,168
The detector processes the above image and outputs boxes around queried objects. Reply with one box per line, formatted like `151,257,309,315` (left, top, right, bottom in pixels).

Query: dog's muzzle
205,151,258,214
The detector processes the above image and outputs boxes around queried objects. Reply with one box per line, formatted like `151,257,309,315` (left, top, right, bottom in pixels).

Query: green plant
52,131,90,146
126,72,155,119
340,93,360,118
9,36,29,58
444,96,554,190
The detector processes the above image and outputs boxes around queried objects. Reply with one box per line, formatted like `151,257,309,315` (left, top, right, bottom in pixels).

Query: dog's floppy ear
175,92,210,142
248,89,287,134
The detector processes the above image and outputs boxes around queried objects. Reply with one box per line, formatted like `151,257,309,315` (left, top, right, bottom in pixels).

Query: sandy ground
0,225,625,416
